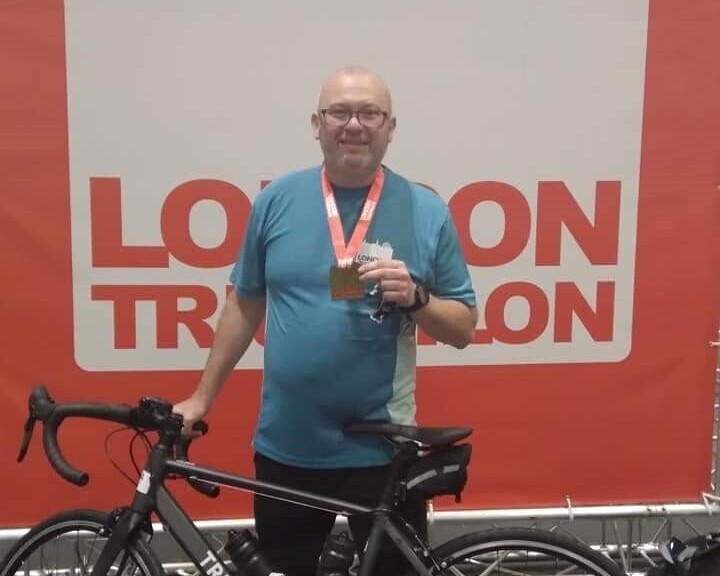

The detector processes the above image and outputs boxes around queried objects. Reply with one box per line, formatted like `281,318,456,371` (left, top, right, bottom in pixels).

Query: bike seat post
378,441,418,509
359,442,419,576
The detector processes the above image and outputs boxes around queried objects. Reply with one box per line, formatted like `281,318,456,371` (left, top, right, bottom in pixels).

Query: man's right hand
173,393,212,436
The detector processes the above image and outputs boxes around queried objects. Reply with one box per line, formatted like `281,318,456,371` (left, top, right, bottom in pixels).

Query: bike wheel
0,509,164,576
432,527,623,576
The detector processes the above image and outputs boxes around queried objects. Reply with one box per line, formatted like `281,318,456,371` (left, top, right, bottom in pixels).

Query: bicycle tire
431,527,624,576
0,509,164,576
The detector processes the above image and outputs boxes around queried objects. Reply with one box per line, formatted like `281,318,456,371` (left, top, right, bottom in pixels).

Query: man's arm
173,290,266,433
408,294,477,349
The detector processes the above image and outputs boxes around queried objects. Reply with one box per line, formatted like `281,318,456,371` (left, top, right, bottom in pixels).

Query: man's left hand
357,259,415,307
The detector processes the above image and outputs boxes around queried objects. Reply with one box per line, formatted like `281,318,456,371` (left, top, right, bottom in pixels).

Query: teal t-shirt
230,165,476,468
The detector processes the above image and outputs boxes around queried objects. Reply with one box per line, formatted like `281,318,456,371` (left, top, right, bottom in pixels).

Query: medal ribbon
321,166,385,268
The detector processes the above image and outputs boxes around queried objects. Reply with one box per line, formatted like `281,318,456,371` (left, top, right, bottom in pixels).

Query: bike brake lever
175,421,220,498
17,416,36,462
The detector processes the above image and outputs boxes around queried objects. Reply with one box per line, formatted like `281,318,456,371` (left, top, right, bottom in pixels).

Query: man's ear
311,112,321,139
387,116,397,142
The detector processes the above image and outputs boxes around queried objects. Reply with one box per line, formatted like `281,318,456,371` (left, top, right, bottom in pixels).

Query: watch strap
400,283,429,313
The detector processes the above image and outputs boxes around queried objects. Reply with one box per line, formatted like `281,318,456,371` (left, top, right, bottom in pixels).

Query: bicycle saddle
344,421,472,446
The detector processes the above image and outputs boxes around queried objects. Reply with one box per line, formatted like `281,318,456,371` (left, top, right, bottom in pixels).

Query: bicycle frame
92,443,435,576
17,389,620,576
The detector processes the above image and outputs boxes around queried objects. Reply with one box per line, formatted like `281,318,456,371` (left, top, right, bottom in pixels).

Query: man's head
311,67,396,187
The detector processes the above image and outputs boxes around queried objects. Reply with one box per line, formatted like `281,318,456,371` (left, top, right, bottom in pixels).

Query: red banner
1,0,719,527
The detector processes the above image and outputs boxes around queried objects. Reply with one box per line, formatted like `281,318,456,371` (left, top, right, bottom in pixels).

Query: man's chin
340,155,372,171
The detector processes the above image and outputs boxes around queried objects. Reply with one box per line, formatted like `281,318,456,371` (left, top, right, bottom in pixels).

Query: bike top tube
164,459,372,516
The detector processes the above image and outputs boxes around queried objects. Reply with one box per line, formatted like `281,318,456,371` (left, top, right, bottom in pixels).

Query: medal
321,166,385,300
329,263,364,300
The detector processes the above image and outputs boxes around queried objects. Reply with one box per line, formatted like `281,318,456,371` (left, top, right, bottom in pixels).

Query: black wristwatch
400,283,430,314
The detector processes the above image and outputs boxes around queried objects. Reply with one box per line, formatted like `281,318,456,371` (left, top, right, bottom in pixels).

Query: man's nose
345,114,364,130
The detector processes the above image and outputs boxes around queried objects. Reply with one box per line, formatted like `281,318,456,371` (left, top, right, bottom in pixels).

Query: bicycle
1,385,624,576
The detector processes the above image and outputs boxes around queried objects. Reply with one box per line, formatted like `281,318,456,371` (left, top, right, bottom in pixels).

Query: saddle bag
404,443,472,502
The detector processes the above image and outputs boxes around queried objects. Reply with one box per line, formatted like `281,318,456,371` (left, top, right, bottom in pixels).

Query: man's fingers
359,269,388,282
358,259,404,273
359,267,410,282
181,422,202,437
379,279,406,292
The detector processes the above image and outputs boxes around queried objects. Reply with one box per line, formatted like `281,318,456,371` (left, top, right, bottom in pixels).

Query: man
173,66,478,576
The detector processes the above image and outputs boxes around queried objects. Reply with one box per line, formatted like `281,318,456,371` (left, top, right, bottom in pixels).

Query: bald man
174,66,477,576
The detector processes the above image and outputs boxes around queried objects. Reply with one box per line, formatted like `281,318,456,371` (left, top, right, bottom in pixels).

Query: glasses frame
319,107,389,128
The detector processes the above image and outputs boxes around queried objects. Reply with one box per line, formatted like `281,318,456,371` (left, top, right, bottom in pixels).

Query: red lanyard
321,166,385,267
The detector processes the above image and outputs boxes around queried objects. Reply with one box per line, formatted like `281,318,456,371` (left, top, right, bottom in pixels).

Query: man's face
312,73,396,183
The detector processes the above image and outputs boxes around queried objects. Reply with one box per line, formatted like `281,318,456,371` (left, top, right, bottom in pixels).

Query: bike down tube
90,439,173,576
155,486,233,576
88,507,151,576
165,459,371,515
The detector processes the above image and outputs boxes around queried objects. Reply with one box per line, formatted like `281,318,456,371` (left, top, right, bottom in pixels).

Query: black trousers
253,452,428,576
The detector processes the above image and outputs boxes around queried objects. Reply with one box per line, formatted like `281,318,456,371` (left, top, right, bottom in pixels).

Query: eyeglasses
320,107,389,128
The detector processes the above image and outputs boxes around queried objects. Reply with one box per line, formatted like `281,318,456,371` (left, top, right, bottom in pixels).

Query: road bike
0,386,625,576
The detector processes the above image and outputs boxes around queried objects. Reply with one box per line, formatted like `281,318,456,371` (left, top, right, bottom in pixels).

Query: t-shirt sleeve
229,198,267,297
431,212,477,307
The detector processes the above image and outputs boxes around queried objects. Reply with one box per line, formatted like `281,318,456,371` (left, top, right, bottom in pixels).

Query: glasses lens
324,109,351,126
358,110,385,128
